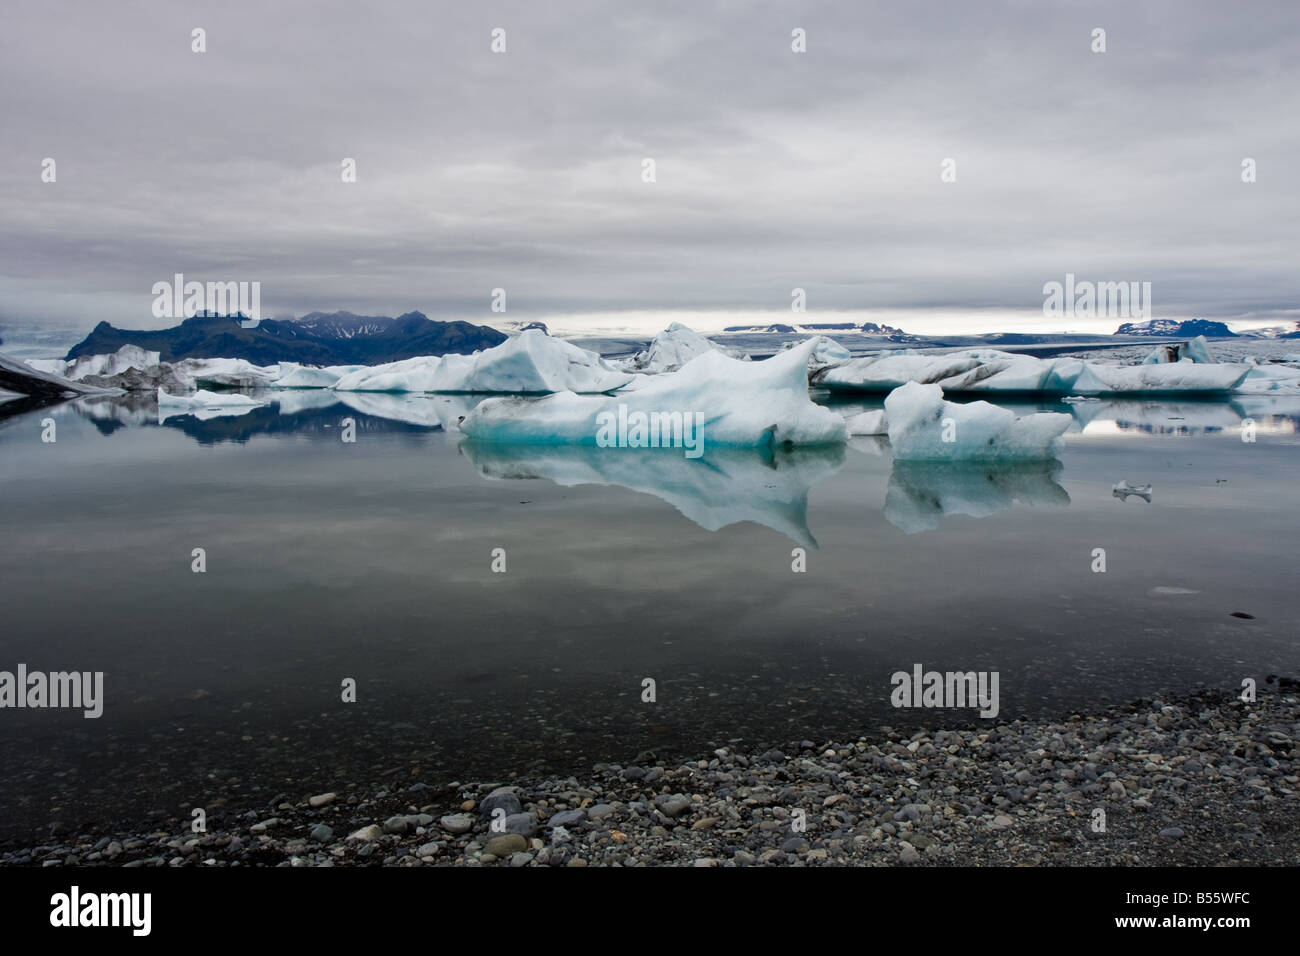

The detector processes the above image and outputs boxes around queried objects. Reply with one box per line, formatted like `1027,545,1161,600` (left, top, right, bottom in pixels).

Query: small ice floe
620,322,743,373
843,409,888,435
883,382,1071,462
1112,479,1152,502
1149,586,1199,596
1060,395,1100,404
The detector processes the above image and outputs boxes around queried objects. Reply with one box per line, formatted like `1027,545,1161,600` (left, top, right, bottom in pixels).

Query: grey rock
547,809,586,828
657,795,692,818
485,834,528,857
480,788,523,818
440,814,473,835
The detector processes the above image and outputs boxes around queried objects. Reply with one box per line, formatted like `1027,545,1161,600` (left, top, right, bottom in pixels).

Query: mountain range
1113,319,1238,337
65,312,507,365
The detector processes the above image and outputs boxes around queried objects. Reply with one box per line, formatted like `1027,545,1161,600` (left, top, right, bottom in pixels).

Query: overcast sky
2,0,1298,338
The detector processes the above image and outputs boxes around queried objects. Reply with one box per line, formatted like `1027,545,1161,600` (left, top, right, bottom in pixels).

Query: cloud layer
2,0,1297,334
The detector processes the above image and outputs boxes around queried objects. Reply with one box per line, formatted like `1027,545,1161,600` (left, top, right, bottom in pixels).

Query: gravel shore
4,680,1296,867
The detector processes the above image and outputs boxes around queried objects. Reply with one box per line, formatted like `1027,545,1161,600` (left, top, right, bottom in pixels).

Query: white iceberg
333,356,443,392
1142,336,1216,365
1234,362,1300,394
884,382,1071,461
432,330,632,393
330,331,630,394
1081,362,1247,394
844,409,888,435
174,358,280,388
814,346,1251,396
272,363,366,389
461,339,848,449
622,323,738,373
29,345,162,381
814,352,985,392
0,351,122,397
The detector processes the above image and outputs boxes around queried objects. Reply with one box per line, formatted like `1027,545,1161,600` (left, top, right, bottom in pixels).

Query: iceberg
431,330,632,393
272,363,366,389
330,331,631,394
785,335,850,367
1142,335,1216,365
460,339,848,449
844,409,888,435
462,441,844,548
0,351,122,398
885,460,1069,533
813,346,1251,396
813,352,985,392
333,356,443,392
334,391,444,428
1235,362,1300,394
884,382,1071,461
1081,362,1247,394
29,345,162,381
621,322,738,373
174,358,280,388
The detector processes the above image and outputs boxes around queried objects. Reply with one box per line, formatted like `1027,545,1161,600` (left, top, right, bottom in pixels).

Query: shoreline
3,680,1296,867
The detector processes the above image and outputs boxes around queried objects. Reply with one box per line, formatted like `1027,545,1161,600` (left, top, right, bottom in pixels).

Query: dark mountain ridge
65,312,507,365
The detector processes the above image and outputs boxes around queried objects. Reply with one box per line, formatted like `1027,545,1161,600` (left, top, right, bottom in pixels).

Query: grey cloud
1,0,1297,333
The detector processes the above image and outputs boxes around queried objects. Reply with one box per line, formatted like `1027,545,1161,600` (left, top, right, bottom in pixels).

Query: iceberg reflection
461,441,846,548
884,460,1069,534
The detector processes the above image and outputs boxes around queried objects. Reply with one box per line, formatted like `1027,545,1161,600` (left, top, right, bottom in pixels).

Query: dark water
1,391,1298,842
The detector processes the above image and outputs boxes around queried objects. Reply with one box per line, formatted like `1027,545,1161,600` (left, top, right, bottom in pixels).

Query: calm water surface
0,391,1297,840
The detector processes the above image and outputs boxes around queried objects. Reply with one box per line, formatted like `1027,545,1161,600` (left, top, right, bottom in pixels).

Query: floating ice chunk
157,387,266,409
0,351,122,397
884,461,1069,533
430,330,631,393
174,358,280,388
937,356,1106,395
1112,480,1152,502
815,345,1250,396
33,345,162,381
462,441,844,548
787,335,851,367
1142,336,1216,365
1079,362,1247,394
272,363,366,389
333,357,442,392
884,382,1071,461
844,409,888,435
1234,362,1300,394
623,323,739,373
461,339,847,449
814,353,984,392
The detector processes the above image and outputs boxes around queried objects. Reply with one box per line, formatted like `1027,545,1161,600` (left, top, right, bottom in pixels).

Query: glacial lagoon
0,392,1297,840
